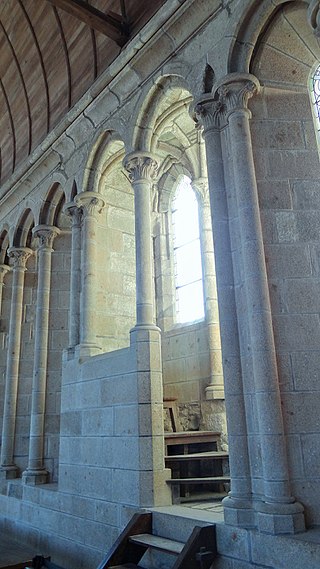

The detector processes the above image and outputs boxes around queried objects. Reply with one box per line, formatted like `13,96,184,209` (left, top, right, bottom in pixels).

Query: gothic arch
13,209,34,248
82,130,125,194
39,183,66,227
132,75,192,152
0,230,10,264
228,0,311,73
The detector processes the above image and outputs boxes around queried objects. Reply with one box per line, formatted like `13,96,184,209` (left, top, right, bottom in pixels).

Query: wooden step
165,451,229,461
167,476,230,485
129,534,184,555
109,565,145,569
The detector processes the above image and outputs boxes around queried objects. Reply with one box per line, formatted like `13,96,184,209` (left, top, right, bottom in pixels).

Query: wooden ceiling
0,0,166,187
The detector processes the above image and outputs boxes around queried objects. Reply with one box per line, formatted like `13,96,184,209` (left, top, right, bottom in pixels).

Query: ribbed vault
0,0,165,186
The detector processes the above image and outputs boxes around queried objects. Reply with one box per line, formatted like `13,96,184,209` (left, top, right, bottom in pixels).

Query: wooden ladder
97,512,217,569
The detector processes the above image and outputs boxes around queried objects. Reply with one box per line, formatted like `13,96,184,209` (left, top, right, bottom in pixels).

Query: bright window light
172,176,205,324
311,64,320,131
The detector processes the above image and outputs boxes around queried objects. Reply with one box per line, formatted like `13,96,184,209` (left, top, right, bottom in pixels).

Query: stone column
123,152,159,329
0,247,32,478
123,152,171,507
23,225,60,485
194,97,254,527
74,191,105,358
64,202,82,352
192,178,224,400
217,72,304,533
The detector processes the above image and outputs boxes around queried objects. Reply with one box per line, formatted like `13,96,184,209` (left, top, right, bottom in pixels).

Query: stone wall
251,2,320,525
0,1,319,567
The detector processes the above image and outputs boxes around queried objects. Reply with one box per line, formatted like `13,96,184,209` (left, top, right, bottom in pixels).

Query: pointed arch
0,230,10,264
40,183,66,227
13,209,34,247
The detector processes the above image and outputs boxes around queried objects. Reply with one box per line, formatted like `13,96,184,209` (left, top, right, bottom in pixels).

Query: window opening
172,176,205,323
310,64,320,131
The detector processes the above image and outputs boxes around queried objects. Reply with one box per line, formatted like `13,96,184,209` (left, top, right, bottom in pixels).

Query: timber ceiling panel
0,0,166,187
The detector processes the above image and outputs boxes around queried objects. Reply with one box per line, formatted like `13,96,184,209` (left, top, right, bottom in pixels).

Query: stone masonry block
111,469,140,506
94,499,119,527
251,530,320,569
273,314,320,352
301,434,320,477
101,375,138,405
258,179,292,210
82,407,113,436
114,405,138,436
60,411,82,436
215,524,251,562
291,351,320,391
264,243,312,279
110,437,139,469
281,392,320,434
281,278,320,314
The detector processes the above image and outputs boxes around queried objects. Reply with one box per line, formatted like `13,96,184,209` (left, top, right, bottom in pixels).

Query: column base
257,500,305,534
74,342,102,360
0,465,18,480
205,384,225,400
222,494,256,528
22,468,48,485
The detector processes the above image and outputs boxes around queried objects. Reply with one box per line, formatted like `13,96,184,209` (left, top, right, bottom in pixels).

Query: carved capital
123,152,158,183
191,177,209,199
308,0,320,36
64,201,83,227
8,247,33,270
192,96,225,132
75,192,105,220
33,225,60,251
215,73,260,118
0,263,11,283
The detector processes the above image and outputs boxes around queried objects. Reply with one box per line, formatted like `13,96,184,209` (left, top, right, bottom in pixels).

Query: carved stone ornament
308,0,320,36
75,192,105,219
8,247,33,269
191,178,209,200
0,263,11,281
193,96,224,132
64,202,83,227
215,73,260,117
123,152,158,183
33,225,61,250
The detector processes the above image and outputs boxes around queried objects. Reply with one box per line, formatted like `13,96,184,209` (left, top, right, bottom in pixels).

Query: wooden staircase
29,512,217,569
96,512,217,569
164,431,230,503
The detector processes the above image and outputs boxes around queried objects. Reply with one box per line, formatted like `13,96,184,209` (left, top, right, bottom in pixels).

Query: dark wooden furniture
164,431,230,503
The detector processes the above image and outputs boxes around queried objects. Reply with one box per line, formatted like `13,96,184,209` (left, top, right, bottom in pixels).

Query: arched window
310,64,320,132
171,176,205,323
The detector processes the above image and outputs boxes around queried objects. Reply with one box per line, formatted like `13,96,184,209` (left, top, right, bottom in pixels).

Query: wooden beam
46,0,129,46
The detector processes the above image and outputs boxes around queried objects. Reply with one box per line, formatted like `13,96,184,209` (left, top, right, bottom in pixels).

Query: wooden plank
165,451,229,461
129,534,184,555
165,431,221,445
167,476,230,484
45,0,129,45
173,525,217,569
96,512,152,569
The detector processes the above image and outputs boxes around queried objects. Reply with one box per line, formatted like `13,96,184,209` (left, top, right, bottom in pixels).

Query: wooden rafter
45,0,130,46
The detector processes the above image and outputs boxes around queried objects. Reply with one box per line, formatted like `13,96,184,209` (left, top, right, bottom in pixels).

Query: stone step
129,534,184,555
